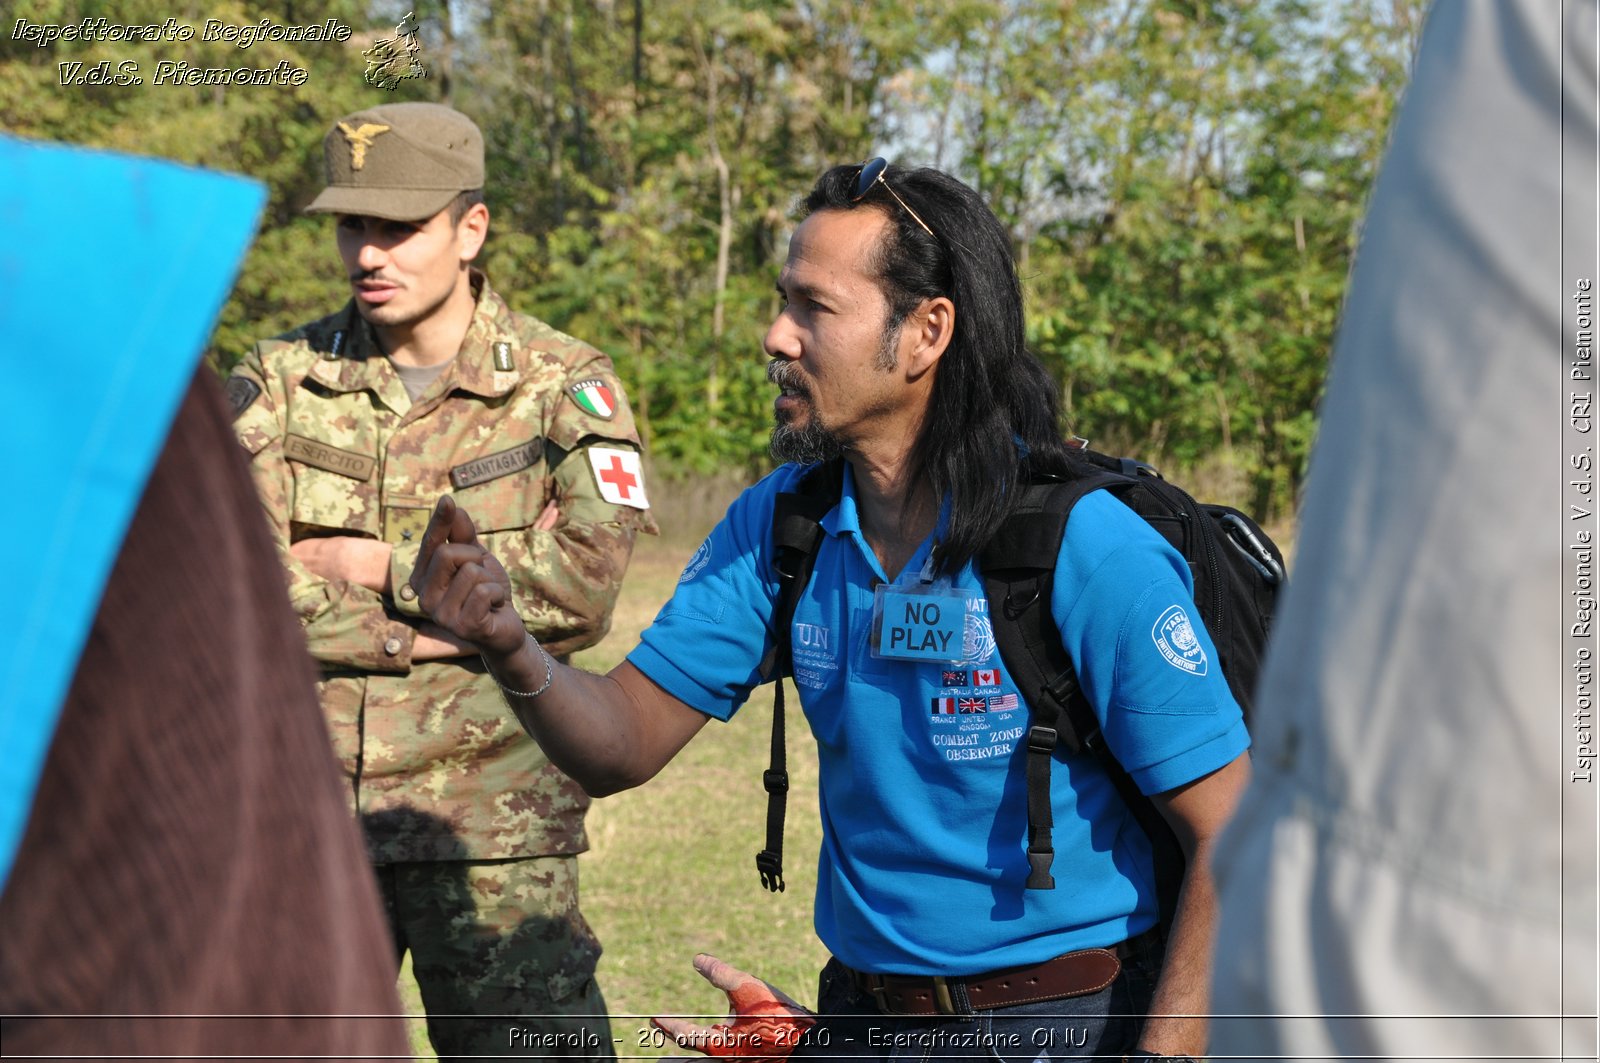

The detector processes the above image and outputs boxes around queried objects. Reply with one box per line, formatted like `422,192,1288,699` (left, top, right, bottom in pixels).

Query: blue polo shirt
628,462,1247,976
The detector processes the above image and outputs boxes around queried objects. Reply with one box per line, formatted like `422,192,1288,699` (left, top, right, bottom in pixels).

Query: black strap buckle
1025,848,1056,890
1042,668,1078,704
762,769,789,794
755,849,785,893
1027,725,1058,754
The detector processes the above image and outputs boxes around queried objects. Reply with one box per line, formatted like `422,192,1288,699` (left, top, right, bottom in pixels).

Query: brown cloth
0,369,410,1059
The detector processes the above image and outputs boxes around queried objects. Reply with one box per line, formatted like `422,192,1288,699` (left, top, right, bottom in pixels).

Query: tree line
2,0,1426,520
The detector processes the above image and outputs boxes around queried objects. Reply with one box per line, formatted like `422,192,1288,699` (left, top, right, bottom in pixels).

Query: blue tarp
0,136,265,892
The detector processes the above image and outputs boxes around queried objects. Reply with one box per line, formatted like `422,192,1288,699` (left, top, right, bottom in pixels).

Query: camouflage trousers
374,855,615,1061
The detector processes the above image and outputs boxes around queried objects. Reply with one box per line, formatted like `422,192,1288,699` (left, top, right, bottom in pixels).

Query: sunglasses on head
851,157,935,238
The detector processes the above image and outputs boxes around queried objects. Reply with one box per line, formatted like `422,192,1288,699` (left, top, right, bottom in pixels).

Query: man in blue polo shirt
410,161,1251,1062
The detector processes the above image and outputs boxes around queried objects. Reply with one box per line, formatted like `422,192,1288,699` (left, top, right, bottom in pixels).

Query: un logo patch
1152,605,1208,676
961,611,998,665
679,538,712,584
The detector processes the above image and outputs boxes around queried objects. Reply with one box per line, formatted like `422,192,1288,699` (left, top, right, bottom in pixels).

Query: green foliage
4,0,1424,516
932,0,1424,519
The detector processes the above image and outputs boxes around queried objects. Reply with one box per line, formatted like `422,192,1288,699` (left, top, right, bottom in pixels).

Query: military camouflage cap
306,102,484,222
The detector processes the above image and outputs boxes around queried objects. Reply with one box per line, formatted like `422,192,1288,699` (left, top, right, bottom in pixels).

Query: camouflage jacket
229,275,654,862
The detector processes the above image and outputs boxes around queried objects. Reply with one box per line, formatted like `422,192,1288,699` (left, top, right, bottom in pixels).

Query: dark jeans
793,933,1162,1063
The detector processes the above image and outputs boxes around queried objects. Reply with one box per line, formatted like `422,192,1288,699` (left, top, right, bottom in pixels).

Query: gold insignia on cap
337,122,391,170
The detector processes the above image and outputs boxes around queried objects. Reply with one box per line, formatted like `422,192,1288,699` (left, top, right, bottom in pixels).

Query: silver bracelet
483,635,555,699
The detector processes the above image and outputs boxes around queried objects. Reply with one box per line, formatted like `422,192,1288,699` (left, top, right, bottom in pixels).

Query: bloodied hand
652,954,816,1062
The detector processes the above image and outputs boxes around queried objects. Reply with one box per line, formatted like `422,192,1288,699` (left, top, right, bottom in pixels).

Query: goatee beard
770,415,844,465
767,358,845,464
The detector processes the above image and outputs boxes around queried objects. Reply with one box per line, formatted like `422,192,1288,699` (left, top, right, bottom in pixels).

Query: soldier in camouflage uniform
228,102,653,1060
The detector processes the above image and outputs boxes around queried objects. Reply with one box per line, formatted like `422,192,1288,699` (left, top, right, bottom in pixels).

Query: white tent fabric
1210,1,1599,1058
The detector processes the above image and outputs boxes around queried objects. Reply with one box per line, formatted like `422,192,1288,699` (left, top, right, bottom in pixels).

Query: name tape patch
285,434,375,481
450,439,542,490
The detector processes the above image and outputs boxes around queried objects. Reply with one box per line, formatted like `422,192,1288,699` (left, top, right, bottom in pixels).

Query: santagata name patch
450,439,541,489
1152,605,1208,675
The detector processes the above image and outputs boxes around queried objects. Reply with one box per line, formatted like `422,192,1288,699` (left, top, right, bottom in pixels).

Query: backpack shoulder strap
978,471,1120,889
756,459,842,893
759,460,840,682
979,466,1187,927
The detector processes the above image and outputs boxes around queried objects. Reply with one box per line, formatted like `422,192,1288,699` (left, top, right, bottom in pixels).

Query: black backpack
752,448,1285,935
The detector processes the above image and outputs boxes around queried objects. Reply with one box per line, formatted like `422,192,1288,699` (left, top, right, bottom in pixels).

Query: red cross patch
586,447,649,509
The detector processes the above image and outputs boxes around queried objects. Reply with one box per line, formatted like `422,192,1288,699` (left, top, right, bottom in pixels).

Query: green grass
399,522,827,1059
573,535,828,1055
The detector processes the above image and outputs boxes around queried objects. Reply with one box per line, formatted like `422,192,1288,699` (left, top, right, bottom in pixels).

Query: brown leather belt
847,935,1147,1017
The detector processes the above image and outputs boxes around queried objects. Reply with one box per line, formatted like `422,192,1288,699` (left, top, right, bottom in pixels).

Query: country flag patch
587,447,649,509
568,378,617,419
958,697,988,714
987,693,1019,712
940,670,968,687
972,668,1000,687
931,697,958,715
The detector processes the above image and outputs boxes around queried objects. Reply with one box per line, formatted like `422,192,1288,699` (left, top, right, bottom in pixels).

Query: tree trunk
697,30,733,425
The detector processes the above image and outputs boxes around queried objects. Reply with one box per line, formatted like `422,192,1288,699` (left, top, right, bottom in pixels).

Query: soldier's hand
409,495,525,657
651,954,815,1061
290,535,393,593
412,622,478,661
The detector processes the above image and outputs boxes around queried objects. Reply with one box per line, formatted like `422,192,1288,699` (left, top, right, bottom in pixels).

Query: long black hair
801,162,1079,575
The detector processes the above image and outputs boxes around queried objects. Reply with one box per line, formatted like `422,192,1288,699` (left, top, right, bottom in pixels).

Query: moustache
766,360,809,397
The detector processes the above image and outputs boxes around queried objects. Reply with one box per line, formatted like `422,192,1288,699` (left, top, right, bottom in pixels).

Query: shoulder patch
585,446,649,509
225,376,261,420
567,378,617,420
1152,605,1209,676
679,537,712,583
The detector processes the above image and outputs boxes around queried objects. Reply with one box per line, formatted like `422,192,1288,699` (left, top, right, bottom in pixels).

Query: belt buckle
929,975,956,1015
860,971,958,1016
860,973,890,1012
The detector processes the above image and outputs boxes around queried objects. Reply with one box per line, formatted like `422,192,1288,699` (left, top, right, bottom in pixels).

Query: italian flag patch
568,378,617,420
